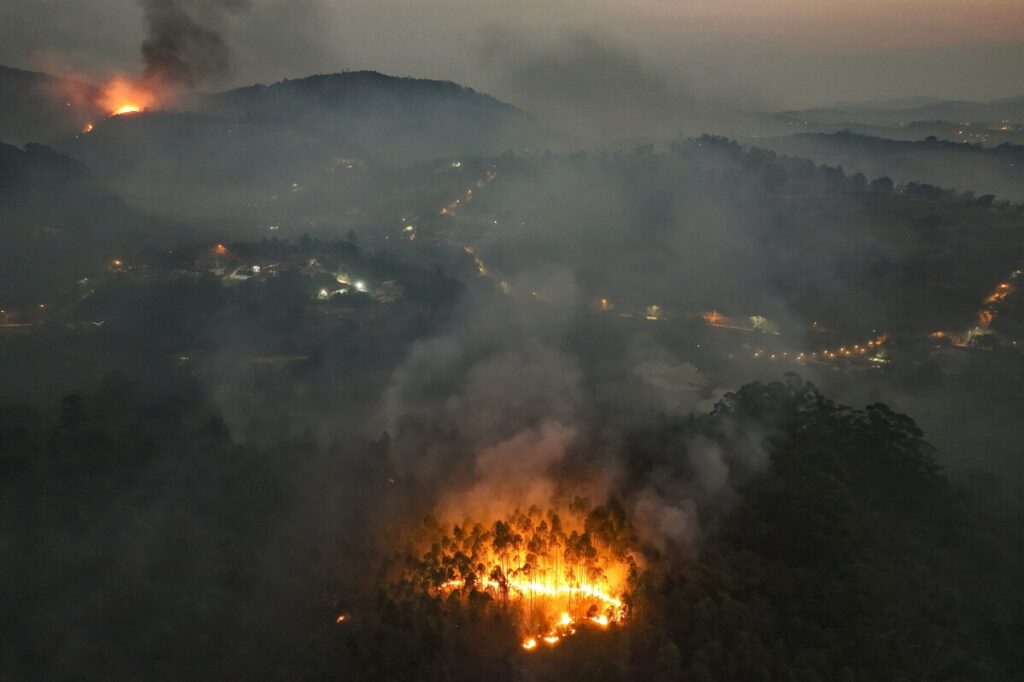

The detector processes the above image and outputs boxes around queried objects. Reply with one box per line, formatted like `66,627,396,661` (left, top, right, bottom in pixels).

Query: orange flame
97,76,159,117
424,504,632,653
702,310,730,327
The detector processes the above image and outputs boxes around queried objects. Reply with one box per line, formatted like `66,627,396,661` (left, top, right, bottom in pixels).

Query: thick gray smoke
376,263,772,559
139,0,250,88
476,29,718,146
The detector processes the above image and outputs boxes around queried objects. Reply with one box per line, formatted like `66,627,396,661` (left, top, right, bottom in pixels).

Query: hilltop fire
97,76,160,117
388,501,637,652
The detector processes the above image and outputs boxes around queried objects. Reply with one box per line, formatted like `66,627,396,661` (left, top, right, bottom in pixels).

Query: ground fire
387,500,638,652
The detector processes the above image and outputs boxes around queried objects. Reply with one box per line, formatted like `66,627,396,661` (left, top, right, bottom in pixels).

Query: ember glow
702,310,730,327
984,282,1014,304
396,502,636,652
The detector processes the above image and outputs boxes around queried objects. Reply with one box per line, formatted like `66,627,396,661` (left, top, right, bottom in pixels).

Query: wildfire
439,577,625,617
701,310,730,327
97,76,159,117
398,502,636,653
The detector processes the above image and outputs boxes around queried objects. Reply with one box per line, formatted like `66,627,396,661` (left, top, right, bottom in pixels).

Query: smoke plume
139,0,250,88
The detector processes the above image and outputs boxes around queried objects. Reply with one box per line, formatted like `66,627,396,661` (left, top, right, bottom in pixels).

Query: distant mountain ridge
0,65,537,163
190,70,535,162
826,96,947,111
776,94,1024,128
201,71,522,116
761,130,1024,201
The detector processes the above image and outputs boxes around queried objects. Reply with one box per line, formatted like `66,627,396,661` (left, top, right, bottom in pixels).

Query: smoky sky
0,0,1022,109
476,30,710,141
139,0,251,88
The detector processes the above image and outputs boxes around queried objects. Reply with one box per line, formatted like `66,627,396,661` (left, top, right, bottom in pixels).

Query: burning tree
383,499,640,652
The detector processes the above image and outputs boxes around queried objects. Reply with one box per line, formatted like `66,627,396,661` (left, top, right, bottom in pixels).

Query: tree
868,176,894,193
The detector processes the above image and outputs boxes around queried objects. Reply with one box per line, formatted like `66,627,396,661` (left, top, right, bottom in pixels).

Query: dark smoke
139,0,250,88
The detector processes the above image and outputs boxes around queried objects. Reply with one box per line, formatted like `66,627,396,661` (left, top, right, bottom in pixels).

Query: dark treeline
347,377,1024,681
2,375,1021,680
761,131,1024,203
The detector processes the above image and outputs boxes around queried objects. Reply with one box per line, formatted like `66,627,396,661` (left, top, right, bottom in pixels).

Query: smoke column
139,0,250,88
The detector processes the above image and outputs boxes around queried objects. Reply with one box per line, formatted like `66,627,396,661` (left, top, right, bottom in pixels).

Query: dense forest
2,375,1021,680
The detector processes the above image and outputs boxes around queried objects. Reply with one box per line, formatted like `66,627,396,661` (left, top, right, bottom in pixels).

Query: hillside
191,71,538,162
39,70,540,223
0,66,538,192
0,65,102,145
0,140,175,306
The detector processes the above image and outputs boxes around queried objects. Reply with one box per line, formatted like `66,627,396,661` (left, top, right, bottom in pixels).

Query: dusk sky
2,0,1023,108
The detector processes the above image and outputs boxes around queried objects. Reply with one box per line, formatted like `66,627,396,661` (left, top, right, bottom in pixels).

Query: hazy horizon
2,0,1022,113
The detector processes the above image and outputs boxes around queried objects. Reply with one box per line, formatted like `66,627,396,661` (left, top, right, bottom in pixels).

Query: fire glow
441,576,623,651
97,76,159,118
702,310,730,327
411,503,635,652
